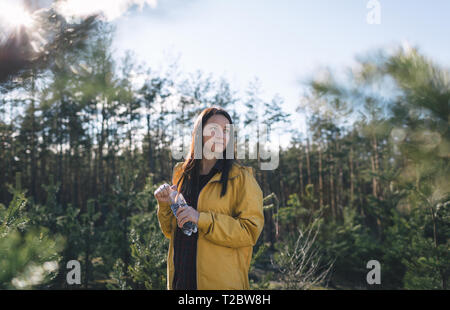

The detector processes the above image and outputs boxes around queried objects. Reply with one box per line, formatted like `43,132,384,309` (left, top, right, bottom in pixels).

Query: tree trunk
329,151,336,219
371,134,379,199
146,114,154,174
349,144,354,207
318,144,323,209
306,138,312,185
298,150,304,197
30,72,38,202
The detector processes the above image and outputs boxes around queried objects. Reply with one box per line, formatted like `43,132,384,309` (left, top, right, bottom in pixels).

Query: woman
154,106,264,290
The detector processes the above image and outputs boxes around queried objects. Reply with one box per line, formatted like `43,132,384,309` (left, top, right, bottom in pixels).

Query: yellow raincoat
156,161,264,290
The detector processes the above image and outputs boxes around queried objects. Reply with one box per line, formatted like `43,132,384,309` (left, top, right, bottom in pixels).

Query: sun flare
0,1,34,30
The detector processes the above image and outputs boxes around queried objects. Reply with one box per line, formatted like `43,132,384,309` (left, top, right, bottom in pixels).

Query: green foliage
0,228,63,289
305,45,450,289
251,242,271,268
387,199,450,289
28,179,92,288
0,177,64,289
250,271,274,290
106,177,169,290
106,259,129,290
2,14,449,290
318,207,382,288
272,218,333,290
249,242,275,290
126,224,168,289
0,186,28,237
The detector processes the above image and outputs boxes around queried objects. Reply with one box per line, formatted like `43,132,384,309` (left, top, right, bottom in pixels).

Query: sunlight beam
0,0,34,32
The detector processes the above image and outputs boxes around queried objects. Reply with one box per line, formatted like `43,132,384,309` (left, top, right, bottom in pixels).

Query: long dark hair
176,106,236,199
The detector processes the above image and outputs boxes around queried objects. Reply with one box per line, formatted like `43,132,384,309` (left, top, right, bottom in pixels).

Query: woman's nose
214,129,224,139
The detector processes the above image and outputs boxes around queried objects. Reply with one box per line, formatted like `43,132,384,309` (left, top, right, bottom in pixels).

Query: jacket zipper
195,173,239,289
171,178,225,289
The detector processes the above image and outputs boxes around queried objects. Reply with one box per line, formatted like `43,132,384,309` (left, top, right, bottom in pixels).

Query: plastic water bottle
169,190,198,236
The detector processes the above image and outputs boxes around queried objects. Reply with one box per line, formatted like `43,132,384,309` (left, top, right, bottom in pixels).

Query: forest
0,7,449,290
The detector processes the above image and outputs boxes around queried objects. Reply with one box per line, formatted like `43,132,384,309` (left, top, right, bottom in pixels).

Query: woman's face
202,114,231,157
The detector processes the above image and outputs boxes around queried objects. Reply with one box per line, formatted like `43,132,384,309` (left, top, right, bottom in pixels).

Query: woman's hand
154,184,177,203
176,205,200,228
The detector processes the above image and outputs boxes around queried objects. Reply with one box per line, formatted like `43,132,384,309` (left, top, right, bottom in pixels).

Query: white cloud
54,0,158,22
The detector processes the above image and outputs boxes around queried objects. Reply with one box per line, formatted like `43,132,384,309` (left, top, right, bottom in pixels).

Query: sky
2,0,449,147
111,0,450,143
